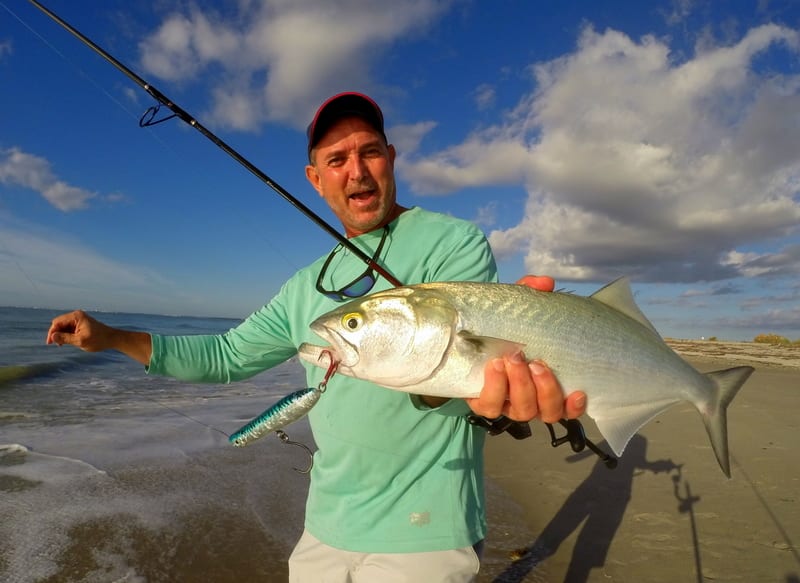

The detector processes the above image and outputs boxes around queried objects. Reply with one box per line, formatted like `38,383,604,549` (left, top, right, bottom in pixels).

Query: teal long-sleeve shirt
148,207,499,553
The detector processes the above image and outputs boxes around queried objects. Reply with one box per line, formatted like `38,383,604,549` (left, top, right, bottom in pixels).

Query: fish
298,278,753,477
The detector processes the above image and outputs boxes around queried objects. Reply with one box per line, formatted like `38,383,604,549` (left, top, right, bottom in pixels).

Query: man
47,92,586,582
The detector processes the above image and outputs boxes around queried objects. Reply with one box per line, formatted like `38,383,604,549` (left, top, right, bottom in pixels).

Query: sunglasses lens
317,227,387,301
342,273,376,298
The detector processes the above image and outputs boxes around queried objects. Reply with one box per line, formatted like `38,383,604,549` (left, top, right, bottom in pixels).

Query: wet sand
481,340,799,583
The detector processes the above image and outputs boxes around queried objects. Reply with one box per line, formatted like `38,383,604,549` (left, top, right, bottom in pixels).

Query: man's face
306,117,397,237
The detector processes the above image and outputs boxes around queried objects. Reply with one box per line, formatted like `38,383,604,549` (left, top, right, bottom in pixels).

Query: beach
480,341,799,583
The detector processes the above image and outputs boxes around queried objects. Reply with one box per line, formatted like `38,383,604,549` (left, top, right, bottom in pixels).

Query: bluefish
298,278,753,477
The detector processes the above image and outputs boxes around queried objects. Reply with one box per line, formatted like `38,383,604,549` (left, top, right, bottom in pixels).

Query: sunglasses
316,225,390,301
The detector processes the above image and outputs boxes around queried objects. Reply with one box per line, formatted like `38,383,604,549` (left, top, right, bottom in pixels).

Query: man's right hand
47,310,152,365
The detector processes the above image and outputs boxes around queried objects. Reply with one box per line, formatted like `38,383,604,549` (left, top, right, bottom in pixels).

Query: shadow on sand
493,434,680,583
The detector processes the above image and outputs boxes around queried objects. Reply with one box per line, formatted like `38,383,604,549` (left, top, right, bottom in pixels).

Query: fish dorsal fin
590,277,661,337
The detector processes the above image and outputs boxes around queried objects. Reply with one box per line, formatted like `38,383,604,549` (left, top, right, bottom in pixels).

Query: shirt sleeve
148,287,297,383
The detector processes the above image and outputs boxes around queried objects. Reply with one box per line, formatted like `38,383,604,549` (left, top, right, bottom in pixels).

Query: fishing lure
229,351,339,447
229,386,324,447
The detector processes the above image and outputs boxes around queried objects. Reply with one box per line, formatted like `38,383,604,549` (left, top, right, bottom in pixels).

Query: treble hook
276,429,314,474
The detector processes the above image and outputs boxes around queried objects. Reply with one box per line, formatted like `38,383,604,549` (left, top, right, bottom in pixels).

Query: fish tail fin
702,366,754,478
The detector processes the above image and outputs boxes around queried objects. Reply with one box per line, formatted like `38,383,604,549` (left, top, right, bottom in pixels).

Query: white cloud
137,0,453,130
722,244,800,278
401,24,800,284
473,84,496,110
390,121,438,157
473,201,498,228
400,132,530,193
0,148,96,211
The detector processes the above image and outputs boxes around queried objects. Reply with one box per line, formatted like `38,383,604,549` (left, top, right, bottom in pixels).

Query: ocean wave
0,443,29,455
0,362,64,385
0,443,107,479
0,353,120,387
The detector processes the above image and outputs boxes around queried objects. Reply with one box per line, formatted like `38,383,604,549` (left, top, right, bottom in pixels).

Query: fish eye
341,312,362,331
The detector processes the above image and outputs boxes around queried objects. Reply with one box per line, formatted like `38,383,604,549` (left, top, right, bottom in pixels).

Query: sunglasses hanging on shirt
316,225,390,301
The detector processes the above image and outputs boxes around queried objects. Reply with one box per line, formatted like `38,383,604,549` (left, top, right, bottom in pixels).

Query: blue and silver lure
229,386,323,447
229,350,338,448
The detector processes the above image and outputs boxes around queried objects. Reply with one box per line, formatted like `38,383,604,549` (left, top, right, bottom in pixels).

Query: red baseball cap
306,92,386,161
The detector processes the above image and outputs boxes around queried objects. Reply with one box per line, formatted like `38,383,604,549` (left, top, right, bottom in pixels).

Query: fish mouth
298,323,359,370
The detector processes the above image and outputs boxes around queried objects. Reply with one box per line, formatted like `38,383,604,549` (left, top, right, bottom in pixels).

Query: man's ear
305,164,322,196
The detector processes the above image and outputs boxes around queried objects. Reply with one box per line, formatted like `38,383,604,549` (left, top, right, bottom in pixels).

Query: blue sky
1,0,798,341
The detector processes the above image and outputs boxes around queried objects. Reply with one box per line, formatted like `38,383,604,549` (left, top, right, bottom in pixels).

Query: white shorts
288,530,482,583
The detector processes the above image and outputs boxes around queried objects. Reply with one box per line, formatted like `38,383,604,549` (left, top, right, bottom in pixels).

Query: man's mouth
348,190,376,201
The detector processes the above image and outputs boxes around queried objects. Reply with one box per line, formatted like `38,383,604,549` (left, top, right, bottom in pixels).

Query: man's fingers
504,352,538,421
529,360,565,424
515,275,555,292
466,358,509,418
469,350,585,424
47,311,81,344
564,390,587,420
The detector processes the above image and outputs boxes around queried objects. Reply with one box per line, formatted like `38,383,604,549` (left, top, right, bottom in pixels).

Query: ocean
1,306,313,583
0,307,536,583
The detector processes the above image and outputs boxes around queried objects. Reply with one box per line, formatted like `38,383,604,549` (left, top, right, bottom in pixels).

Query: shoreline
666,338,800,370
481,341,800,582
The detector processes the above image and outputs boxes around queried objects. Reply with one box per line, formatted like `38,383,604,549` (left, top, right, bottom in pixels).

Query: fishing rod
23,0,402,288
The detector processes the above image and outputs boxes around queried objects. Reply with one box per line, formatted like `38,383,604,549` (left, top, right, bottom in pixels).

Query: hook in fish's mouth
299,326,359,370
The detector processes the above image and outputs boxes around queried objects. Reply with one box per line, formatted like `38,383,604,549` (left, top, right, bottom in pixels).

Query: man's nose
347,154,368,178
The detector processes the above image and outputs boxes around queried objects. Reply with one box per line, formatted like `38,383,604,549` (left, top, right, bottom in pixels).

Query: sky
0,0,798,341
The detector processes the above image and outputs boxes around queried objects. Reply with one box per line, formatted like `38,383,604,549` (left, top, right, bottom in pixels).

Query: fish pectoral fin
455,332,525,359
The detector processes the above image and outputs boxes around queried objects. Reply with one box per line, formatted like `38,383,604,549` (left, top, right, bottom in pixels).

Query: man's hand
47,310,112,351
47,310,152,365
465,354,586,422
464,275,587,422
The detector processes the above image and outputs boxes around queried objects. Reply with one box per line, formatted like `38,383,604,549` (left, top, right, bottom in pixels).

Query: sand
480,341,800,583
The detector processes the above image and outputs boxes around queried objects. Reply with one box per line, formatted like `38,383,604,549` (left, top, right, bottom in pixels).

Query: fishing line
19,0,402,289
0,0,173,153
0,229,40,293
140,393,231,440
732,455,800,565
136,388,315,473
